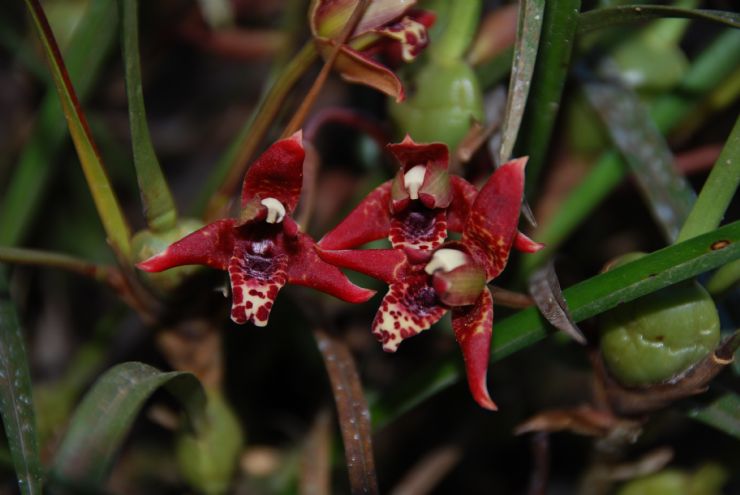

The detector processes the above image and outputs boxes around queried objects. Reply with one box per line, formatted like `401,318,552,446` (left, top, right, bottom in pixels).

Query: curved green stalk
120,0,178,233
0,247,113,283
22,0,132,259
429,0,481,64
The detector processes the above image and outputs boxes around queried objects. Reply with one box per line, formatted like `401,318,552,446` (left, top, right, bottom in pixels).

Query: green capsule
131,218,204,293
389,59,484,150
176,390,244,495
600,253,720,387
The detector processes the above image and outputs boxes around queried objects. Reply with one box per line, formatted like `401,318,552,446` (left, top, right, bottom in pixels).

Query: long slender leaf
0,275,43,495
119,0,178,232
688,392,740,440
50,362,206,488
373,221,740,428
578,5,740,35
0,0,118,247
22,0,132,259
515,0,581,195
583,76,696,242
498,0,545,165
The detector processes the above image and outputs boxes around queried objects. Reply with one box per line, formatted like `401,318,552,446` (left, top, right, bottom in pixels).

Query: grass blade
0,275,43,495
583,77,696,242
688,392,740,440
22,0,132,259
0,0,118,247
578,5,740,35
50,362,206,488
373,220,740,427
498,0,545,164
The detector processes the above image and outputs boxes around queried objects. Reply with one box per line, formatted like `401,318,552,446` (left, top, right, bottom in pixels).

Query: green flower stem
0,247,114,284
677,116,740,243
429,0,481,64
201,42,318,219
707,259,740,295
120,0,178,233
373,221,740,429
22,0,132,260
0,0,117,248
521,29,740,275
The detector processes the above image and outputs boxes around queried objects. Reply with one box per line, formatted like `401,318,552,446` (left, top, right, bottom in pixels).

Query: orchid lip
260,197,286,224
424,248,470,275
403,164,426,200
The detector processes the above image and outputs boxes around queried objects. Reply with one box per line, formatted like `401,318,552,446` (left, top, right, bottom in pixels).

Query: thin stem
0,247,116,284
22,0,132,260
120,0,178,232
281,0,370,138
203,42,318,220
677,116,740,243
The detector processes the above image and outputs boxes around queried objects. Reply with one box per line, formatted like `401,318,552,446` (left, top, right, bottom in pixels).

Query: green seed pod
599,253,720,387
131,218,205,293
176,390,244,495
389,59,484,150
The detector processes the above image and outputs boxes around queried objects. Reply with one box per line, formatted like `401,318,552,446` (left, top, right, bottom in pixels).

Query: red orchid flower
318,157,542,410
137,132,374,327
310,0,434,102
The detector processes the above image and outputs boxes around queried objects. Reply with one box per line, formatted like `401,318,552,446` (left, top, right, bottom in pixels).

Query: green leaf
578,5,740,35
0,0,118,247
22,0,132,259
498,0,545,164
688,392,740,440
50,362,206,488
583,78,696,242
120,0,178,233
0,275,43,495
373,221,740,427
514,0,581,194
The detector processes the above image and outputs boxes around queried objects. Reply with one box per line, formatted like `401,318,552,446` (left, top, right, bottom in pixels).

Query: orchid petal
137,219,236,272
372,271,446,352
463,157,527,280
447,176,478,233
374,15,429,62
241,132,305,214
451,287,496,410
387,136,449,172
311,0,416,39
316,247,407,285
227,242,289,327
389,204,447,251
317,41,405,102
514,231,545,253
318,181,392,250
287,233,375,303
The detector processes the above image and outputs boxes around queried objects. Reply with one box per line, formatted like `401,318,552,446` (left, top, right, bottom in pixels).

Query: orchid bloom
310,0,434,102
137,132,374,327
318,141,543,410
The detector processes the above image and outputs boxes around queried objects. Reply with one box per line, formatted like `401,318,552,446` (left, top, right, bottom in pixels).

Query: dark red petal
387,135,449,173
463,157,527,280
318,181,392,250
451,287,496,410
316,247,408,285
373,14,430,63
514,231,545,253
136,219,236,272
447,176,478,233
389,205,447,251
228,245,289,326
241,132,305,214
372,271,447,352
287,234,375,303
310,0,415,39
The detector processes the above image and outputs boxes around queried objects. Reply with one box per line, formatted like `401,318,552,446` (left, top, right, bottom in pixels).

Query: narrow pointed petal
311,0,416,39
316,247,407,285
463,157,527,280
389,204,447,251
287,234,375,303
137,219,236,272
318,41,405,102
374,15,429,62
241,132,305,213
451,287,496,410
447,176,478,233
387,136,448,172
227,243,289,327
514,231,545,253
318,181,392,250
372,272,446,352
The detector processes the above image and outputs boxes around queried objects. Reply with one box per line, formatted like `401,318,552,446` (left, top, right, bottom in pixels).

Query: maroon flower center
397,203,438,240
